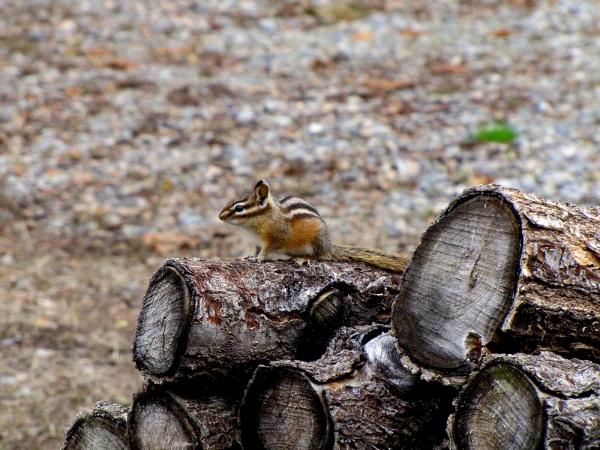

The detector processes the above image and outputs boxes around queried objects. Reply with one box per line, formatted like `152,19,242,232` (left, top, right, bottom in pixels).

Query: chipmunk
218,179,409,272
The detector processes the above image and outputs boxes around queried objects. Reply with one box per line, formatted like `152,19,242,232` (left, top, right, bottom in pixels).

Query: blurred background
1,0,599,447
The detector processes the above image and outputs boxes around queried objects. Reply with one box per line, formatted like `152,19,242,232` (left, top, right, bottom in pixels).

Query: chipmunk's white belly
284,244,314,256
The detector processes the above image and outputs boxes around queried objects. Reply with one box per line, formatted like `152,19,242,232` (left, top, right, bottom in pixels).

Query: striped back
279,195,323,221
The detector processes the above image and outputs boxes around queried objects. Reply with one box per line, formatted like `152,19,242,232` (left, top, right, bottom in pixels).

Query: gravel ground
1,0,599,448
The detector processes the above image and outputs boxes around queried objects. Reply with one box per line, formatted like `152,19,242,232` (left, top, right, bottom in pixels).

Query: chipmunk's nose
218,210,228,221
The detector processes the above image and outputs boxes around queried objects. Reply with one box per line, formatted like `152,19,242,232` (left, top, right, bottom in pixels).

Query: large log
128,384,240,450
239,326,452,449
449,352,600,450
393,185,600,373
133,258,403,382
62,402,129,450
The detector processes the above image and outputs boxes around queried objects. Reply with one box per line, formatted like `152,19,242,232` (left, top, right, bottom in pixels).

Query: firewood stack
62,185,600,450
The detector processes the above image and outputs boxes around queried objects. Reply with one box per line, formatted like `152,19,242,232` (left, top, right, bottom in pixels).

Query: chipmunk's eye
234,204,245,213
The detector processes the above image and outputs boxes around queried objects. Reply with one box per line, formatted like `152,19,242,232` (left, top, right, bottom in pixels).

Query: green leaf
472,122,519,143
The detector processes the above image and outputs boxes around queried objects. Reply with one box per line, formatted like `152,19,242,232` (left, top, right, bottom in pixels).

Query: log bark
449,352,600,450
240,326,452,450
62,402,129,450
128,384,240,450
133,258,403,382
393,185,600,373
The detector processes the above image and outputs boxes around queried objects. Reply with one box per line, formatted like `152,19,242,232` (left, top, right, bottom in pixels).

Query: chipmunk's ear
254,179,270,202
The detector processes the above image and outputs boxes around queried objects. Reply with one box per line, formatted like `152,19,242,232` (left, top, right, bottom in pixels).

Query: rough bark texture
134,257,403,382
393,185,600,373
240,326,452,450
128,384,240,450
62,402,129,450
449,352,600,450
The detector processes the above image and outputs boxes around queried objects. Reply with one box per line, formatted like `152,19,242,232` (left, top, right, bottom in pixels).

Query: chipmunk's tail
329,245,410,272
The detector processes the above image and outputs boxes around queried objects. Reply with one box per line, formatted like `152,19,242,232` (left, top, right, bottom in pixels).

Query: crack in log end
240,366,333,450
393,195,521,371
454,364,544,450
133,266,192,376
129,390,201,450
468,253,481,289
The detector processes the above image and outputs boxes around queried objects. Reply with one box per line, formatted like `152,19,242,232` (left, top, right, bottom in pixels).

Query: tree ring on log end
129,390,200,450
240,366,332,450
133,265,192,376
65,416,127,450
454,363,543,450
393,195,521,370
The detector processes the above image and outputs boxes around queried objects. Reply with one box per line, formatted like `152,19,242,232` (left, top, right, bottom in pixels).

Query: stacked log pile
62,185,600,449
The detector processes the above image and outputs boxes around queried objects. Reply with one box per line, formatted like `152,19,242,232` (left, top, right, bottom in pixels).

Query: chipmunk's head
219,179,273,225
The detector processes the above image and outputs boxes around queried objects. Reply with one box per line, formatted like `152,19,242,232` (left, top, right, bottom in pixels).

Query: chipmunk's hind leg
292,227,331,266
313,227,332,259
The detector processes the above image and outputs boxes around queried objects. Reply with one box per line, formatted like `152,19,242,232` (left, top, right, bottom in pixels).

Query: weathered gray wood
128,384,240,450
133,258,404,382
449,352,600,450
240,326,451,450
134,266,191,376
62,402,129,450
452,363,543,450
393,185,600,372
242,367,331,450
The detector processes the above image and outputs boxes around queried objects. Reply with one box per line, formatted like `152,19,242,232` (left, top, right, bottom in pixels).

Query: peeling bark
133,258,403,382
240,326,452,450
393,185,600,373
449,352,600,450
62,402,129,450
128,384,240,450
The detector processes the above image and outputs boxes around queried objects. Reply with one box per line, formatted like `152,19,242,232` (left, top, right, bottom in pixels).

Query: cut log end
393,195,520,370
64,417,127,450
241,367,331,450
307,288,344,330
129,390,200,450
133,265,191,376
453,363,543,450
62,403,128,450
